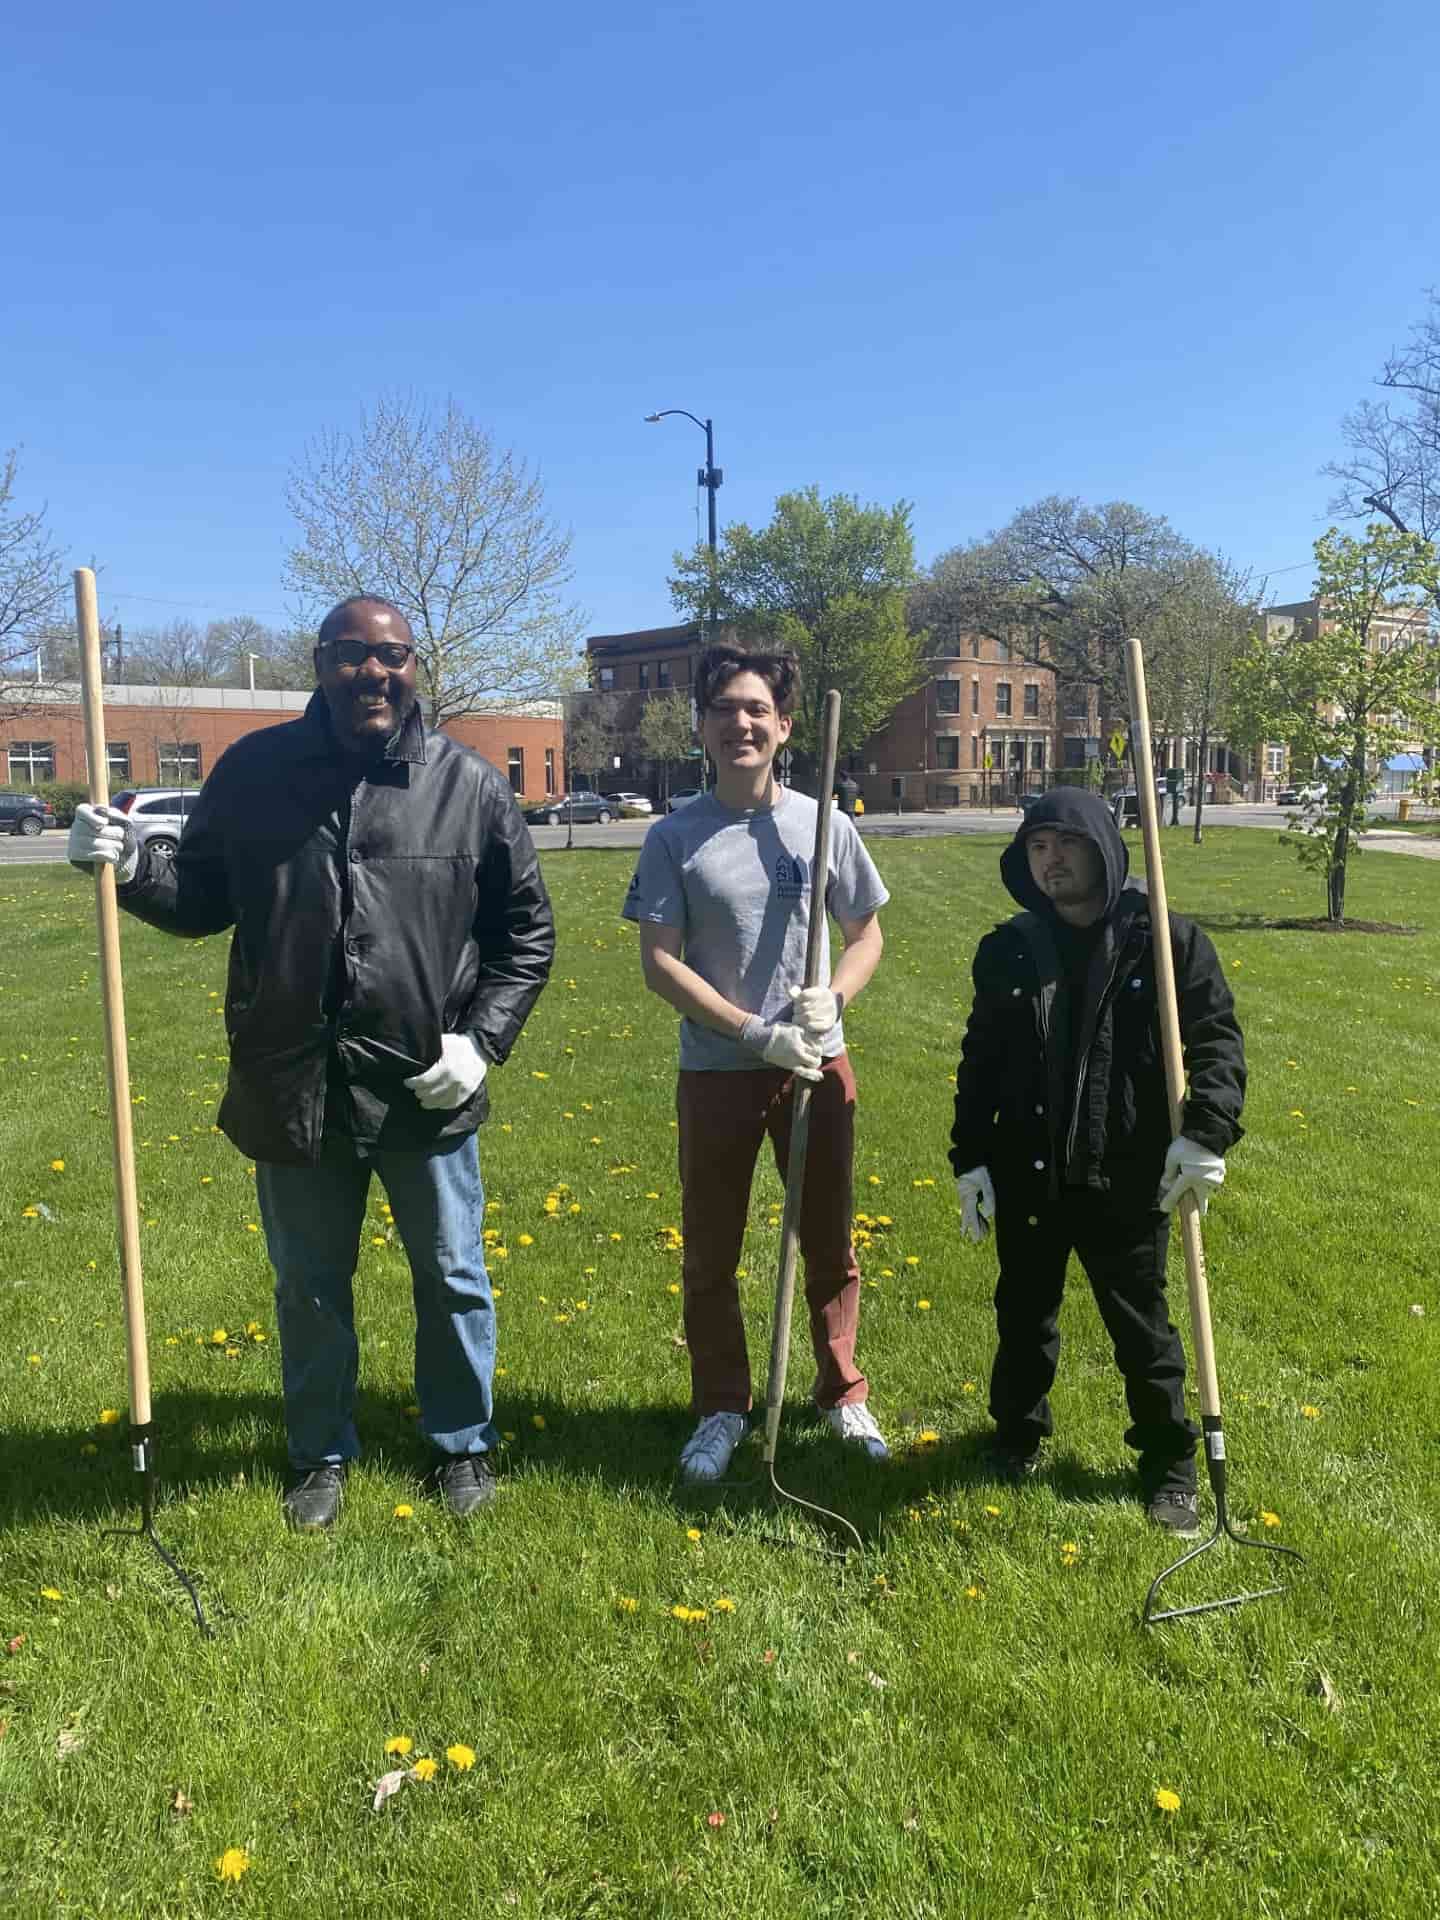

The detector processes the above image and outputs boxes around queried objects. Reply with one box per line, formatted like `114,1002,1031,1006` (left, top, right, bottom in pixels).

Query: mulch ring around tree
1195,912,1419,936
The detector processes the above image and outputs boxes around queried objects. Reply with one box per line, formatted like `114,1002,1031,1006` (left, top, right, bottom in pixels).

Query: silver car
112,788,200,860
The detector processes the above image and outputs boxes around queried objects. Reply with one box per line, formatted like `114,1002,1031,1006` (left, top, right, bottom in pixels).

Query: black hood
1000,787,1129,920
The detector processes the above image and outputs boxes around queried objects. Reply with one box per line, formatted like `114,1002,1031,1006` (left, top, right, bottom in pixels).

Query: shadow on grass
0,1384,1143,1547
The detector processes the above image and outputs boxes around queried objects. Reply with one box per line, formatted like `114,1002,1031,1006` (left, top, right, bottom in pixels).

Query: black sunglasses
320,638,415,669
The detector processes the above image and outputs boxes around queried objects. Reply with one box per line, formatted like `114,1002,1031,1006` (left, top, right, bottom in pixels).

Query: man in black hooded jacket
949,787,1245,1532
69,596,555,1531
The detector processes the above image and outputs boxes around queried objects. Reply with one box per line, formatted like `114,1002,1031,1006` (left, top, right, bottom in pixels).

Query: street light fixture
644,408,722,618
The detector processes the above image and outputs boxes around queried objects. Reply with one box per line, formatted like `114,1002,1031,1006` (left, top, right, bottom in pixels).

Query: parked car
666,787,705,813
522,793,616,826
111,788,201,859
1276,782,1325,808
1110,786,1165,829
0,792,57,836
606,791,653,816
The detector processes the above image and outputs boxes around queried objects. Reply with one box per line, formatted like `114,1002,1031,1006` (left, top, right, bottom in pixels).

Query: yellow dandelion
615,1595,640,1613
904,1255,920,1267
393,1504,415,1519
667,1282,681,1295
516,1233,534,1247
609,1231,623,1242
916,1299,931,1311
1154,1788,1181,1814
200,1175,213,1186
1301,1405,1321,1419
371,1235,386,1246
531,1070,549,1080
215,1847,250,1883
963,1584,981,1600
532,1414,546,1430
1259,1510,1281,1529
446,1743,476,1771
916,1429,940,1447
983,1504,1001,1517
210,1329,228,1345
411,1757,438,1781
575,1300,588,1312
713,1596,736,1614
867,1174,881,1186
686,1527,702,1542
98,1408,121,1426
384,1736,413,1756
50,1159,65,1172
40,1586,63,1601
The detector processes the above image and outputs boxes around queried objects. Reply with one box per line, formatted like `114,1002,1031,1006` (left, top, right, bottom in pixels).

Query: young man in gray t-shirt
623,644,890,1485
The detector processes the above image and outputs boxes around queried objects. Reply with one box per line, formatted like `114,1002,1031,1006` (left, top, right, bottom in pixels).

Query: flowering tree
1230,525,1440,922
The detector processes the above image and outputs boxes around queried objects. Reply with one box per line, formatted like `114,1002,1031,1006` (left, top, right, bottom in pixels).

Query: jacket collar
300,688,429,767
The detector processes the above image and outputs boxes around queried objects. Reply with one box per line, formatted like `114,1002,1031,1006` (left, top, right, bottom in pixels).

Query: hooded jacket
118,691,555,1166
949,787,1244,1205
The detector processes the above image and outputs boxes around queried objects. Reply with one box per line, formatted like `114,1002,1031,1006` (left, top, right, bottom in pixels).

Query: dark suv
0,792,56,836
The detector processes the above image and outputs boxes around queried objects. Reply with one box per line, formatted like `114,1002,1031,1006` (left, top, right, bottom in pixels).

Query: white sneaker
679,1411,750,1484
823,1401,890,1461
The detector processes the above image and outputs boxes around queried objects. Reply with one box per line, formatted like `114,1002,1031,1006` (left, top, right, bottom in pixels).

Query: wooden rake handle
1122,638,1223,1422
75,567,152,1430
762,689,843,1464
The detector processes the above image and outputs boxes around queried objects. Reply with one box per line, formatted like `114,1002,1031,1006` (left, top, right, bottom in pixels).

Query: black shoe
988,1441,1041,1484
1143,1460,1200,1537
432,1453,498,1517
284,1465,347,1532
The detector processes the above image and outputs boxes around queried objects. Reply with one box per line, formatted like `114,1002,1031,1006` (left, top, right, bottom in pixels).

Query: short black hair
694,642,800,716
316,595,413,651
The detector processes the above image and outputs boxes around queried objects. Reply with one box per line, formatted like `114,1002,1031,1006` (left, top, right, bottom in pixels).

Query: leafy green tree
1148,551,1261,844
637,688,695,805
1229,525,1440,922
669,487,927,765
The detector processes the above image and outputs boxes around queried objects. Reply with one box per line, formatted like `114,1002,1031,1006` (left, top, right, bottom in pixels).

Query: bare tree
0,450,69,707
120,619,236,688
1327,291,1440,607
285,395,586,722
638,688,696,806
1149,552,1263,843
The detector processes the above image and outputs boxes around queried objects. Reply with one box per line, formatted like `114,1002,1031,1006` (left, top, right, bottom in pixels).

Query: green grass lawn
1,831,1437,1918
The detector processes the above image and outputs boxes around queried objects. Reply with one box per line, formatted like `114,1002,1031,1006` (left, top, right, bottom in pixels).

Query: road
6,806,1439,866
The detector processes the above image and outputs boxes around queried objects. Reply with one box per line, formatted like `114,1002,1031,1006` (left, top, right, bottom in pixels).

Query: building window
598,666,615,691
970,633,981,658
7,741,55,783
971,734,980,768
1063,737,1087,769
935,735,960,770
891,777,904,801
936,679,960,715
156,743,201,785
658,659,672,688
995,682,1012,717
971,679,980,715
1030,739,1046,771
1063,682,1089,720
108,742,131,784
994,637,1010,664
507,747,524,792
1023,683,1040,718
936,784,960,808
545,747,556,794
1266,744,1285,775
637,662,650,690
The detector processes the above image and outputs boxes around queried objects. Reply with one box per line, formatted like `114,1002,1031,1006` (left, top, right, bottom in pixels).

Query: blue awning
1386,753,1425,772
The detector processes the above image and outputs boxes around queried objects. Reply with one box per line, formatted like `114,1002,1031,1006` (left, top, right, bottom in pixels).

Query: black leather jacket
119,693,554,1165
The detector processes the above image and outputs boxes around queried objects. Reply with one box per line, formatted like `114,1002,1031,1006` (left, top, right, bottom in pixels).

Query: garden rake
760,687,863,1559
1124,636,1303,1626
75,567,211,1635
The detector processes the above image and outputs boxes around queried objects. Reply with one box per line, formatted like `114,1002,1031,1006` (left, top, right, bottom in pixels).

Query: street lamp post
644,409,722,629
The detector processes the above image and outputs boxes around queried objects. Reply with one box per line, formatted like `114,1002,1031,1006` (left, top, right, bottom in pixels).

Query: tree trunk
1192,726,1209,846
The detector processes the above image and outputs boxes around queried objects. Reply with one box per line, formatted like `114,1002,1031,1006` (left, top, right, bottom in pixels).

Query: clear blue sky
5,0,1439,645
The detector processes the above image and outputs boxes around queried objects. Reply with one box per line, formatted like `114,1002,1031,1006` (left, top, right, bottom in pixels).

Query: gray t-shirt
622,788,890,1071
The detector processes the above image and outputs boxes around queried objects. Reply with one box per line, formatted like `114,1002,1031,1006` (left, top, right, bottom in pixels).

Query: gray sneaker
433,1453,499,1517
679,1411,749,1484
284,1465,347,1532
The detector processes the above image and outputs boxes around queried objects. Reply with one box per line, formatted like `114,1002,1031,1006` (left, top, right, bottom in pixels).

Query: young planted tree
1149,551,1261,844
1229,525,1440,922
286,395,586,722
0,450,69,711
669,487,928,773
637,687,695,806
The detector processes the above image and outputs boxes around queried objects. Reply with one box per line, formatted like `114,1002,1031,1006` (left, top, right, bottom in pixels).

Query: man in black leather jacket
948,787,1245,1534
69,596,554,1530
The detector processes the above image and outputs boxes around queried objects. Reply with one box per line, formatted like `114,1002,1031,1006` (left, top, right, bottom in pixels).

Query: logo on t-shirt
775,854,807,899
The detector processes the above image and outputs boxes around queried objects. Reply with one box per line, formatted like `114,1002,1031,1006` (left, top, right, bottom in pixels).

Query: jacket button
1027,1215,1038,1227
1011,986,1022,998
1033,1158,1045,1171
1034,1103,1044,1115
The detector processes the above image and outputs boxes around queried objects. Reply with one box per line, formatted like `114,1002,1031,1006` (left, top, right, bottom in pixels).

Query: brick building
0,683,565,803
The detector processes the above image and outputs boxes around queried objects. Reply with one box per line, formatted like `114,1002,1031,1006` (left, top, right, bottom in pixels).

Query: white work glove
789,986,841,1039
740,1016,823,1083
68,803,139,884
404,1033,489,1110
1157,1135,1226,1216
955,1166,996,1243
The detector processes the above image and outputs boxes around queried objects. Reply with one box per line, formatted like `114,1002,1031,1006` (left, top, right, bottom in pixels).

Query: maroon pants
676,1055,867,1414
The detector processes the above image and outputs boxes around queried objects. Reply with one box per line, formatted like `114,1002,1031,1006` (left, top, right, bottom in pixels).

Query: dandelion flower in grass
983,1504,1001,1518
411,1757,438,1781
568,1202,582,1215
904,1255,920,1267
713,1596,736,1613
532,1414,546,1430
867,1175,881,1186
371,1235,386,1247
1259,1510,1281,1529
98,1408,121,1426
215,1847,250,1883
646,1190,660,1199
916,1429,940,1448
50,1159,65,1172
916,1299,931,1312
1301,1405,1321,1419
553,1312,570,1324
40,1586,63,1601
210,1329,228,1345
516,1233,534,1247
1154,1787,1181,1815
880,1267,894,1278
575,1300,588,1312
531,1070,549,1080
963,1585,981,1600
667,1282,681,1296
446,1744,476,1772
685,1527,702,1542
200,1175,213,1186
609,1232,623,1242
393,1504,415,1520
384,1736,413,1756
615,1595,639,1613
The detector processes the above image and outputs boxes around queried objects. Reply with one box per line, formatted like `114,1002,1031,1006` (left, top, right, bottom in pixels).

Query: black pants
989,1187,1198,1475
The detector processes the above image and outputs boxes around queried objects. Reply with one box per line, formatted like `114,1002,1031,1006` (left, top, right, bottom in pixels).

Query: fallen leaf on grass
57,1724,86,1760
6,1635,24,1655
170,1788,194,1817
372,1768,412,1812
1308,1670,1343,1713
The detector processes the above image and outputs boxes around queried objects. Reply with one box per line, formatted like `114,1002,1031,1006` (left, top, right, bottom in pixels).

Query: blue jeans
256,1132,497,1469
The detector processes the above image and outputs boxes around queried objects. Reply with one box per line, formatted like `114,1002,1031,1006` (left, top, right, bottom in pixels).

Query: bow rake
759,689,863,1563
76,568,213,1636
1124,637,1304,1626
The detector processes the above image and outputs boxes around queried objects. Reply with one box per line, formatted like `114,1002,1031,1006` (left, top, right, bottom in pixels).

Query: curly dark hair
693,642,801,716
